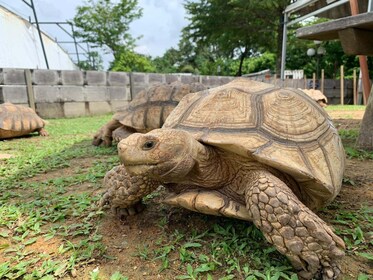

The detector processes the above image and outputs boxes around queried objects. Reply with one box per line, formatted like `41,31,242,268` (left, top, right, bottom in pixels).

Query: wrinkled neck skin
169,141,301,200
171,141,263,189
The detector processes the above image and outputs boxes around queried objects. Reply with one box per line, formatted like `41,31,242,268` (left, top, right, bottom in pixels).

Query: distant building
0,5,77,70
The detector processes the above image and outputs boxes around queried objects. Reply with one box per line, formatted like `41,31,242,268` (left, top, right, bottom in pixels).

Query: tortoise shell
0,103,46,139
163,78,345,210
114,81,206,132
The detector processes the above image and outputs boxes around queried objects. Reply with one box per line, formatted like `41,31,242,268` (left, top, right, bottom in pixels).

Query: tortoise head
117,129,202,182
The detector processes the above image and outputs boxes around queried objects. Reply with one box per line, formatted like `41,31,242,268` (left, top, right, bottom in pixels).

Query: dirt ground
2,109,373,279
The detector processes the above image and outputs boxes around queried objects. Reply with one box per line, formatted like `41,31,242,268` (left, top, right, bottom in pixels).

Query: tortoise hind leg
245,172,345,280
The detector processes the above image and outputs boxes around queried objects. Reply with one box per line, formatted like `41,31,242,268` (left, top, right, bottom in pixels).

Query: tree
72,0,142,61
77,51,104,70
183,0,290,76
356,88,373,150
111,51,155,73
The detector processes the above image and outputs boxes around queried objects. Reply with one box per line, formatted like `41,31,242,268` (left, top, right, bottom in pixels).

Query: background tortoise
300,89,328,107
92,81,206,146
101,78,345,279
0,103,48,139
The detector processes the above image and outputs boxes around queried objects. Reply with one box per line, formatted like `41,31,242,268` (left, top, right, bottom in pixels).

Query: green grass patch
325,105,366,111
1,114,372,279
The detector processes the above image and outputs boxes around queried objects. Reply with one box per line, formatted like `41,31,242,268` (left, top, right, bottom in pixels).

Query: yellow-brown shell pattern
113,81,207,132
163,78,345,209
0,103,45,137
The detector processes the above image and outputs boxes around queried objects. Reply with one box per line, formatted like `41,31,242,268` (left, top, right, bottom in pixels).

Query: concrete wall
0,68,355,118
0,68,234,118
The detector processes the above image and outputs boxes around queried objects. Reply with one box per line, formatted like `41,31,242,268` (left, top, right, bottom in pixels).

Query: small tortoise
0,103,48,139
92,81,206,146
300,89,328,107
101,78,345,279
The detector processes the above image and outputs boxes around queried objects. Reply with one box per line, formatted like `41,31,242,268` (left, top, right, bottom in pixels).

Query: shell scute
163,79,345,208
0,103,46,138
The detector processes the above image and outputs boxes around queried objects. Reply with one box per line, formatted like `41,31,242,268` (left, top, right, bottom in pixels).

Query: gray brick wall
0,68,356,119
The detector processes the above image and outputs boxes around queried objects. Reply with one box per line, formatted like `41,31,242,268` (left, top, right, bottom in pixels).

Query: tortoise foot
246,173,345,280
112,126,135,143
115,201,146,220
100,165,160,219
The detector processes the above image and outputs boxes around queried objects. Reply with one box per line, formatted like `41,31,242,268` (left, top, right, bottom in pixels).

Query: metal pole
280,12,288,80
70,24,80,64
29,0,49,69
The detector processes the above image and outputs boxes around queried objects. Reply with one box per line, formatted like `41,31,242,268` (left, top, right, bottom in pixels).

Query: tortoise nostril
118,142,126,152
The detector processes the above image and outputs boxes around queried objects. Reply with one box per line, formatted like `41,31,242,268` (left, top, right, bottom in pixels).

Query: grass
1,114,372,279
325,105,366,111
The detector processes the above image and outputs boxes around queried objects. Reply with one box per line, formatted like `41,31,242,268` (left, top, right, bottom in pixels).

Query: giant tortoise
0,103,48,139
101,78,345,279
92,81,206,146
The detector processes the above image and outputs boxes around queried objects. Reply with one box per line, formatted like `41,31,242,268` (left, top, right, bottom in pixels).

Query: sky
0,0,189,67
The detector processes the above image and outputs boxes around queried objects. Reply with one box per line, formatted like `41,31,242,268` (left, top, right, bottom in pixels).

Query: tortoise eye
142,140,156,150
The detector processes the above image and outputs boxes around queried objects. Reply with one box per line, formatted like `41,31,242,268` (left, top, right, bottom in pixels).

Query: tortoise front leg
37,127,48,136
245,172,345,280
112,126,137,143
100,165,160,219
92,119,122,146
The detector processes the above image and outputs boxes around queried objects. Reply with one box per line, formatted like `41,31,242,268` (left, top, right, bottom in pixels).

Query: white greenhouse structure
0,5,77,70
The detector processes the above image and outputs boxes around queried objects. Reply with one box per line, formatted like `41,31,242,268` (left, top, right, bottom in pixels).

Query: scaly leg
92,119,122,146
100,165,160,219
112,126,137,143
245,172,345,280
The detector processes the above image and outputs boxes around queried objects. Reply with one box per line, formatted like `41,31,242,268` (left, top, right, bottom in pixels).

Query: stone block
60,70,84,85
60,86,85,102
108,72,128,86
131,73,147,83
86,71,107,86
64,102,86,118
108,86,130,101
220,77,234,85
180,75,199,84
0,69,4,85
34,86,61,103
89,101,112,115
111,100,129,111
148,73,165,83
33,70,60,85
132,86,147,99
2,69,26,85
165,75,180,83
36,102,64,119
0,86,28,103
84,86,108,102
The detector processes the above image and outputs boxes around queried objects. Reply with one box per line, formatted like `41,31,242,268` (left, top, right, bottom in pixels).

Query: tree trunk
356,86,373,150
236,47,248,76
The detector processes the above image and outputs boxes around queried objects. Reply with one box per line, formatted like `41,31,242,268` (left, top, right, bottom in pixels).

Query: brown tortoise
92,81,206,146
0,103,48,139
101,78,345,279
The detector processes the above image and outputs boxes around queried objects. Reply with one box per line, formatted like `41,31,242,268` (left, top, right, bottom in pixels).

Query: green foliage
183,0,290,76
111,51,156,72
72,0,142,60
77,51,104,71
